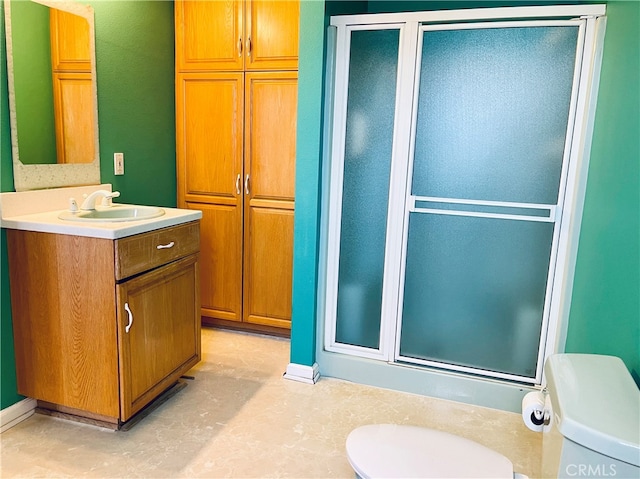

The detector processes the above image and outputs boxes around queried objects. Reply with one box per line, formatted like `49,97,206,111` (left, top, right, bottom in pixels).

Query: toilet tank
543,354,640,479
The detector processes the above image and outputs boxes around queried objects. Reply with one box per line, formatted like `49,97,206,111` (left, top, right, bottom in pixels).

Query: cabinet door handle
124,302,133,333
236,173,241,195
238,37,243,57
245,174,250,195
246,35,252,57
157,241,175,250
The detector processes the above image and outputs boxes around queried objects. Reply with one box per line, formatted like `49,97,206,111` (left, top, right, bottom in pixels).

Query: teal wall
290,0,327,367
290,0,369,368
0,1,176,409
290,0,640,380
565,1,640,377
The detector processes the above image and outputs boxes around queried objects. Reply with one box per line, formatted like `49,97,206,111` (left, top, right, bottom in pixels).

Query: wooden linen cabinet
175,0,298,334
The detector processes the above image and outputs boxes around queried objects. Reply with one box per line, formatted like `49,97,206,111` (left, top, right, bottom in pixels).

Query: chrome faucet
80,189,121,210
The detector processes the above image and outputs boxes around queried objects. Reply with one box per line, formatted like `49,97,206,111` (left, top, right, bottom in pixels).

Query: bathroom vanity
3,0,202,430
1,186,202,429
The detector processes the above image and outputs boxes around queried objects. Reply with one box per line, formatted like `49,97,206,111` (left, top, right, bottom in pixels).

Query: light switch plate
114,153,124,175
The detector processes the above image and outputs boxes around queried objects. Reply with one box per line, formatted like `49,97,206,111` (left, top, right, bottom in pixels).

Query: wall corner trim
283,363,320,384
0,397,36,433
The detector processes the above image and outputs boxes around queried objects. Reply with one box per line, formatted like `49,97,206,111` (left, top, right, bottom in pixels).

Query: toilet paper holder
529,404,550,427
522,390,551,432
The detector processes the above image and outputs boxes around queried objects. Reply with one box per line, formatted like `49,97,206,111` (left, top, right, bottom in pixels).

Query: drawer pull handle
157,241,175,250
238,37,243,57
124,302,133,333
245,174,250,195
236,173,241,195
246,35,252,57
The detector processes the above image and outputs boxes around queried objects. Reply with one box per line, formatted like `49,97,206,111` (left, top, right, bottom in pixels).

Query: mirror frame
4,0,100,191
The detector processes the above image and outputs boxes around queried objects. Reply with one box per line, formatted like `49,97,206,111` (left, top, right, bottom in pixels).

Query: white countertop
1,206,202,239
0,184,202,239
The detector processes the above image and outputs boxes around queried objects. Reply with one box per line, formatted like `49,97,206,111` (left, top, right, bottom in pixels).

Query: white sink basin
58,205,165,222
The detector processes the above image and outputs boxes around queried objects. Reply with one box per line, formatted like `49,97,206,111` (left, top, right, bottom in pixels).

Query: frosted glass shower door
326,26,401,355
397,24,581,381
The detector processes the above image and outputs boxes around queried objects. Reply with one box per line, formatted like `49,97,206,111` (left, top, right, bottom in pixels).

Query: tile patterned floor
1,328,542,478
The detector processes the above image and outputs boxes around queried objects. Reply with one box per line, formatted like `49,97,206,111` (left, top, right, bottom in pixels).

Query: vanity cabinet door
116,254,201,421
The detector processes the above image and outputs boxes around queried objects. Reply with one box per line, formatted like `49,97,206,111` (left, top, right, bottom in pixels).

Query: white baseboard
0,398,36,433
283,363,320,384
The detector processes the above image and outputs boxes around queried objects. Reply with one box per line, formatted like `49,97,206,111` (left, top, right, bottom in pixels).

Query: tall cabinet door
243,71,297,328
176,72,244,322
52,73,95,164
175,0,244,71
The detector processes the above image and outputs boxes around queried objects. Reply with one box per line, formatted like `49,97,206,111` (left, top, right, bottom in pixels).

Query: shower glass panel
411,27,579,204
399,25,579,379
401,214,554,377
335,29,400,349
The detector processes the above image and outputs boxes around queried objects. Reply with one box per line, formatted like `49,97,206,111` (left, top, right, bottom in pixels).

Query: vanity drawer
114,221,200,280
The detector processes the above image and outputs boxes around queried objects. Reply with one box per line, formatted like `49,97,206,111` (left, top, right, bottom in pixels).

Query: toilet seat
346,424,514,478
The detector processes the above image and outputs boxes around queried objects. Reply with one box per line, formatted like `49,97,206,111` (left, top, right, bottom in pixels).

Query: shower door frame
323,5,607,386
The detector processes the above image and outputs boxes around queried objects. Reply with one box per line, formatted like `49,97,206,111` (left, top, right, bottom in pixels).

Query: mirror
4,0,100,191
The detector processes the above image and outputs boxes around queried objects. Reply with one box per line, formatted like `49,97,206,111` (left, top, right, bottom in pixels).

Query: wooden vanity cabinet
7,221,201,428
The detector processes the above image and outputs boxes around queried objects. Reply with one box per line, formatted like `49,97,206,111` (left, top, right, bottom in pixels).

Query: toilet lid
346,424,514,479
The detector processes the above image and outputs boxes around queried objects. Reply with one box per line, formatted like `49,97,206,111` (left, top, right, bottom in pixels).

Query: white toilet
543,353,640,479
346,353,639,479
346,423,519,478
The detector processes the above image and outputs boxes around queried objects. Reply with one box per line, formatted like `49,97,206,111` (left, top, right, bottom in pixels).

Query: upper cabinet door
176,0,244,72
245,0,299,71
176,0,298,72
176,72,244,202
49,8,91,72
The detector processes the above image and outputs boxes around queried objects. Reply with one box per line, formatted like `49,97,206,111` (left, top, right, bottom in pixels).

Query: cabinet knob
124,302,134,333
